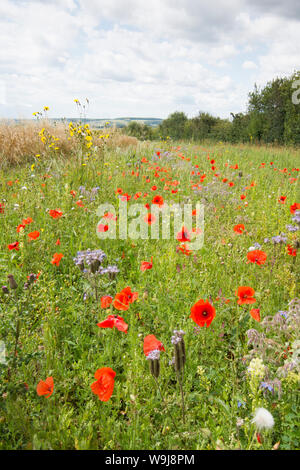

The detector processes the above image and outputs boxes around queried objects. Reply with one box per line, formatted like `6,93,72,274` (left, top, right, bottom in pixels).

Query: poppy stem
176,370,186,424
153,377,180,433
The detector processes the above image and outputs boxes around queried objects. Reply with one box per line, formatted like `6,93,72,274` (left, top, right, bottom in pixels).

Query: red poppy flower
290,203,300,214
51,253,63,266
152,195,164,207
190,299,216,327
240,195,246,200
91,367,116,401
76,200,84,208
0,203,5,213
140,257,153,271
151,185,157,191
143,334,165,356
36,376,54,398
176,226,191,242
278,196,287,204
70,190,76,197
247,250,267,265
144,213,156,225
250,308,261,322
49,209,63,219
8,241,20,251
17,224,26,233
28,231,40,240
55,239,61,245
112,289,133,311
236,286,256,305
176,243,192,256
121,287,138,304
97,223,109,232
22,217,33,225
233,224,245,234
98,315,128,333
287,245,297,256
101,295,113,309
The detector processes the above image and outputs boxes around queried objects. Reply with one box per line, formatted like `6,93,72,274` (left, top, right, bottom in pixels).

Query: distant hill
50,117,163,129
7,117,163,129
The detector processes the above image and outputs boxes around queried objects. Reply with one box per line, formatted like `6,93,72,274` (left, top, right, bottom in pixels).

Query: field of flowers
0,120,299,450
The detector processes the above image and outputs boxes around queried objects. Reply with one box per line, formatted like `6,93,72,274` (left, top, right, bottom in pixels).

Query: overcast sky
0,0,299,119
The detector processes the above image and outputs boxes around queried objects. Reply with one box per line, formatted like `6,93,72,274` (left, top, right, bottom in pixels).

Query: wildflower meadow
0,114,299,451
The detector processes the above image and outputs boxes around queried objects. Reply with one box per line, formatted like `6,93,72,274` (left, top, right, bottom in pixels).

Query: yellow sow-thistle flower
44,106,49,111
74,99,79,103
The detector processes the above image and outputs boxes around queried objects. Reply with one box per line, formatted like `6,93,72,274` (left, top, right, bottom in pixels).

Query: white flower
247,357,265,380
252,407,274,431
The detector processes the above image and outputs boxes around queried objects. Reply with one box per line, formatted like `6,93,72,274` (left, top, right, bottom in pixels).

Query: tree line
123,71,300,145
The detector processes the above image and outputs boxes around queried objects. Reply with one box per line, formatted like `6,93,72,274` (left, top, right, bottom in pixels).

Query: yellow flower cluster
38,127,60,151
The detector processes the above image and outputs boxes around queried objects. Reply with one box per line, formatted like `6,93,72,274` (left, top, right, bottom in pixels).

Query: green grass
0,140,299,450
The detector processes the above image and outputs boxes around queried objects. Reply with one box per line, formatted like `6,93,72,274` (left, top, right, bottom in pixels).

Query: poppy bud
28,273,36,284
149,358,160,378
7,274,18,290
172,330,186,373
146,349,161,378
143,290,148,300
2,286,9,294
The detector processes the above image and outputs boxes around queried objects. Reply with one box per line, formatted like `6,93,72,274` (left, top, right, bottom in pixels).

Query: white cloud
242,61,257,70
0,0,299,119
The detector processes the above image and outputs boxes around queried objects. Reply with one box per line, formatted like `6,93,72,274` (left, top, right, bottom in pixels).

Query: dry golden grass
0,120,75,166
106,132,138,149
0,121,138,167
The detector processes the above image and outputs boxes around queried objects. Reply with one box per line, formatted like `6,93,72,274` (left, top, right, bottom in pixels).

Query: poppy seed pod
7,274,18,290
